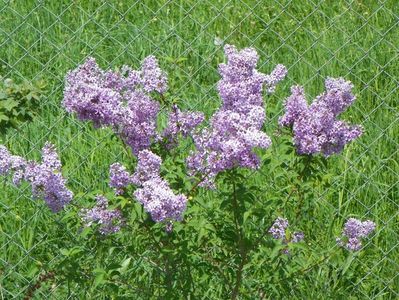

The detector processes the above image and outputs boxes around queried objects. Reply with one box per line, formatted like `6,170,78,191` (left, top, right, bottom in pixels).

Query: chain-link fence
0,0,398,298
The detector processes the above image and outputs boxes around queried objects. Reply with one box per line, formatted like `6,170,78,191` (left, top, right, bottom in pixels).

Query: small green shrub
0,76,46,133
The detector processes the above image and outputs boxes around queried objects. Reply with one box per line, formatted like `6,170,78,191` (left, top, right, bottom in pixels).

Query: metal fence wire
0,0,398,299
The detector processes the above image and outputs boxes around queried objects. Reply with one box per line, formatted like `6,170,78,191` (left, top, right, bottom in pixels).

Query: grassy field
0,0,398,298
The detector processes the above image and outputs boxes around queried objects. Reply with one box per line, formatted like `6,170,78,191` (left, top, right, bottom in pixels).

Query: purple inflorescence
0,146,12,175
269,217,304,253
63,56,166,155
109,163,132,195
337,218,376,251
132,150,188,223
108,149,187,224
134,178,187,223
140,56,168,94
0,143,73,213
0,146,27,186
279,78,363,156
268,217,289,240
163,104,204,147
187,45,287,187
81,195,125,234
131,149,162,186
292,231,305,243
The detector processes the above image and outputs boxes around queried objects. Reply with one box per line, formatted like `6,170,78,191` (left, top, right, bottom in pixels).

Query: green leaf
341,253,355,275
0,113,9,121
243,210,252,224
118,257,132,274
175,57,188,63
93,271,107,288
0,91,7,100
1,99,19,111
60,248,70,256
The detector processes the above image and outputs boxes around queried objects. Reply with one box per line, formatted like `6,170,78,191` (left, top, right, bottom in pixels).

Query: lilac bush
0,43,376,298
279,78,363,156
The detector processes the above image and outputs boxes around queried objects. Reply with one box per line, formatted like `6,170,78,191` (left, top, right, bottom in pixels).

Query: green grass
0,0,398,298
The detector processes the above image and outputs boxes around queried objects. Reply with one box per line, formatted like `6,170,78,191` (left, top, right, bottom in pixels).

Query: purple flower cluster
109,163,132,195
63,56,167,154
279,78,363,156
109,149,162,194
0,143,73,212
336,218,376,251
268,217,289,239
81,195,124,234
109,150,187,223
134,178,187,223
187,45,287,187
268,217,305,246
131,149,162,185
163,104,204,147
1,145,25,184
133,150,187,223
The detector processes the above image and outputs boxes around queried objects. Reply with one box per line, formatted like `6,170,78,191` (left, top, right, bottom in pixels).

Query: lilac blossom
0,146,26,182
130,149,188,223
109,163,132,195
140,55,168,93
63,56,165,154
131,150,162,186
264,64,289,94
292,231,305,243
63,57,121,127
337,218,376,251
279,78,363,156
0,143,73,213
134,177,187,222
269,217,305,254
163,104,204,147
0,145,12,175
110,149,187,224
217,45,287,114
187,44,286,187
23,143,73,212
81,195,124,234
268,217,289,240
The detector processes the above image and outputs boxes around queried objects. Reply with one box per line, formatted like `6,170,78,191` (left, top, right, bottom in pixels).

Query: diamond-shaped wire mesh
0,0,397,298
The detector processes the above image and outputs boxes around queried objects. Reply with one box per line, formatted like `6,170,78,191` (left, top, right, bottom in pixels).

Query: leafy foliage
0,76,46,133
